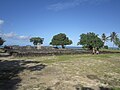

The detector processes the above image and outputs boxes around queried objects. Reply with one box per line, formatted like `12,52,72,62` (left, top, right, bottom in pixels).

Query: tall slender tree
110,32,118,48
101,33,109,48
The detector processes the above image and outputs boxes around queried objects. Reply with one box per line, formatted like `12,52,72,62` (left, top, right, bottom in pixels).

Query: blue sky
0,0,120,46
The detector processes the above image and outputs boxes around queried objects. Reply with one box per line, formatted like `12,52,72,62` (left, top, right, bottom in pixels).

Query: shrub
104,45,108,49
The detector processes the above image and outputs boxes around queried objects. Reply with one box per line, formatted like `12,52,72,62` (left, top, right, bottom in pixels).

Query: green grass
16,53,120,64
17,54,120,82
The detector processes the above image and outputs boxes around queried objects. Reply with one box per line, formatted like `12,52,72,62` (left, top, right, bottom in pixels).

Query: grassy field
0,54,120,90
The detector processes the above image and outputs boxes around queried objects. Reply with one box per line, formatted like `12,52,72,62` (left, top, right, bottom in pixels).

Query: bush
104,45,108,49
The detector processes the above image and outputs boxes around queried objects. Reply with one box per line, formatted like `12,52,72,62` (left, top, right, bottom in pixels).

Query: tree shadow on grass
0,59,46,90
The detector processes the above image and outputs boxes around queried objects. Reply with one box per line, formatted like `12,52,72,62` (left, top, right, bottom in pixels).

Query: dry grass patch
0,54,120,90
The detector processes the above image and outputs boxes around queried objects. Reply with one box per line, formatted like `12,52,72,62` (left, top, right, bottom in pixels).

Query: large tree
78,32,104,49
110,32,118,47
101,33,109,48
30,37,44,47
50,33,72,48
0,37,5,46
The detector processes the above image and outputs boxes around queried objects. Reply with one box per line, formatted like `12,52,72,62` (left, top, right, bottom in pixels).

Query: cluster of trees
30,33,72,49
78,32,120,50
101,32,120,48
77,32,104,50
1,32,120,49
30,32,120,49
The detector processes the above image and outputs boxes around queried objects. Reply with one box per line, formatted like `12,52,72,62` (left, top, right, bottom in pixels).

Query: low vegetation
0,54,120,90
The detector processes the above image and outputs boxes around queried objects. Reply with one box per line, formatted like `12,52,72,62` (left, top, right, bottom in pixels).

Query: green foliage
101,33,106,41
118,44,120,48
110,32,117,42
101,33,109,47
114,36,120,48
30,37,44,45
0,37,5,46
109,32,120,48
110,32,118,47
78,32,104,49
104,45,108,49
50,33,72,48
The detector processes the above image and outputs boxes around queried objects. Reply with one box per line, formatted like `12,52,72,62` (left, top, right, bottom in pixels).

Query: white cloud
3,32,17,38
47,0,80,11
0,32,30,40
47,0,111,11
0,19,4,25
17,35,31,40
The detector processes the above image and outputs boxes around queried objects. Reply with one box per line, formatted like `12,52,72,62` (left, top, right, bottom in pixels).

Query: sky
0,0,120,46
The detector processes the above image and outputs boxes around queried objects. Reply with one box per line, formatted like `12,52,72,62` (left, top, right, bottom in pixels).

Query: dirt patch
0,59,46,90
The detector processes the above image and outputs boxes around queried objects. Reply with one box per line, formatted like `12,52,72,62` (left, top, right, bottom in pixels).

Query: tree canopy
50,33,72,48
30,37,44,45
110,32,118,47
113,36,120,48
0,37,5,46
101,33,109,48
78,32,104,49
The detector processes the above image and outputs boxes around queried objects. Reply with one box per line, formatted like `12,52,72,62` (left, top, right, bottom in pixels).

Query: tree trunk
113,43,114,49
103,41,105,48
37,43,41,50
61,45,65,49
112,41,114,49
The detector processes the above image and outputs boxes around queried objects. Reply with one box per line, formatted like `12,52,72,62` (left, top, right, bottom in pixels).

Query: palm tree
101,33,109,48
114,36,120,47
110,32,117,48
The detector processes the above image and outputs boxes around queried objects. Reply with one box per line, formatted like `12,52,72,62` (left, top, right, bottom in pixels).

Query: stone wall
5,46,90,57
3,46,120,57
